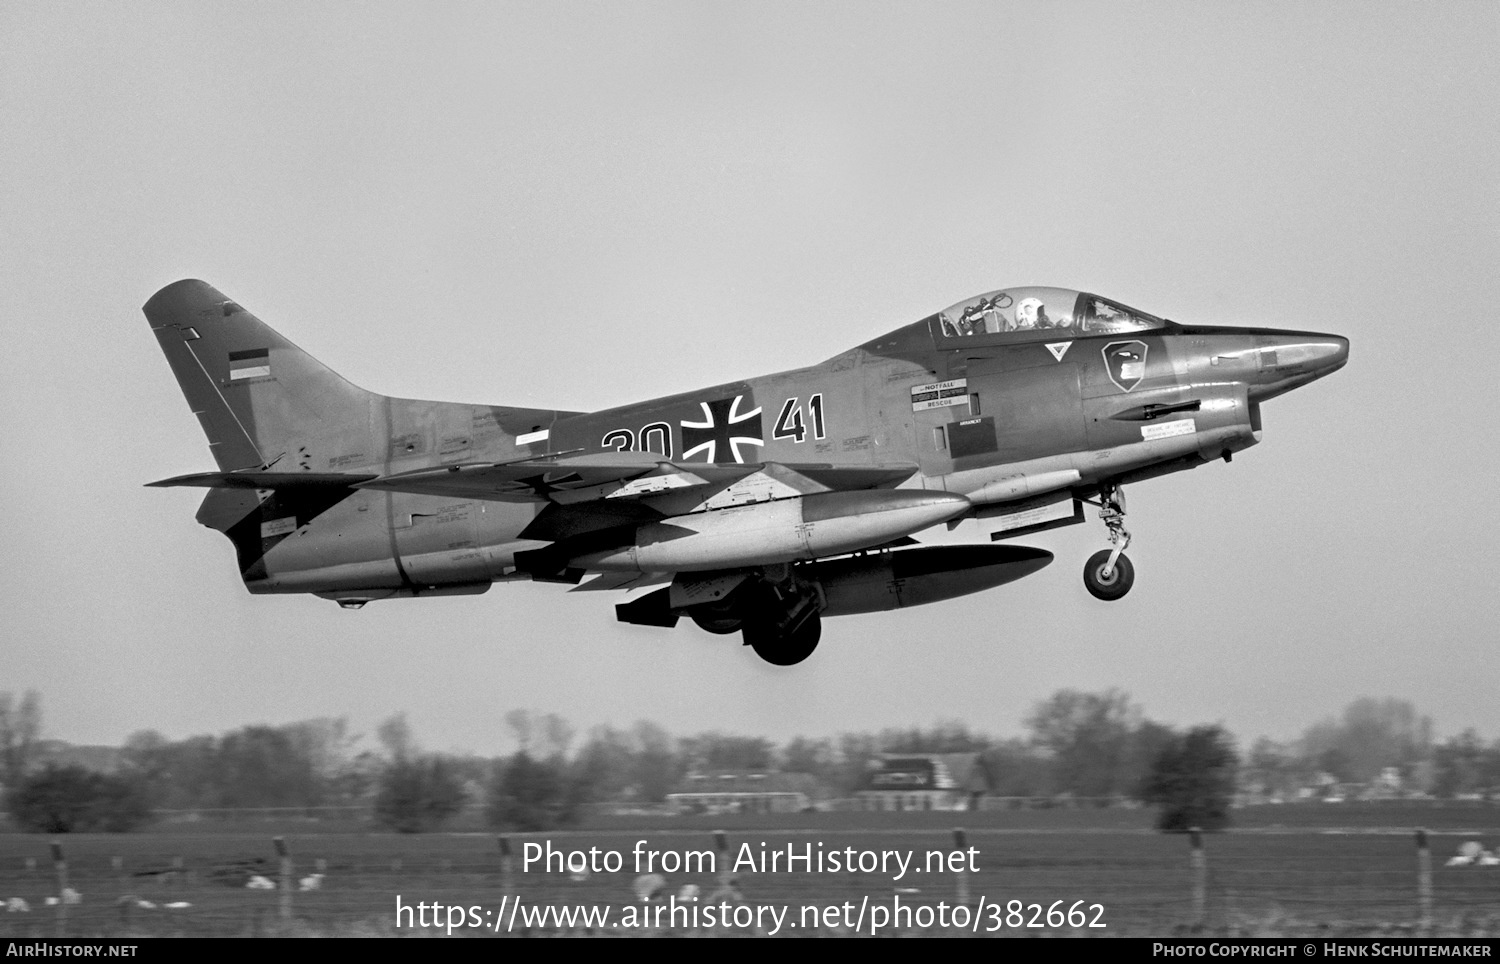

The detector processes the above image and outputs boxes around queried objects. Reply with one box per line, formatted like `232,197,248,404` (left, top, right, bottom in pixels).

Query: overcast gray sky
2,1,1496,756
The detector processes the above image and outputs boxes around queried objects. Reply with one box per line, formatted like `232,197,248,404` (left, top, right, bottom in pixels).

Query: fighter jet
144,281,1347,665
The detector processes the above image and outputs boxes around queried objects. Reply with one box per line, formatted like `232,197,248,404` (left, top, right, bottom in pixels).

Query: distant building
857,753,991,811
667,771,815,814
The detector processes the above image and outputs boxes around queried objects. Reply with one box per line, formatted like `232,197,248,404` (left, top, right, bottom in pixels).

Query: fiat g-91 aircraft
145,281,1347,665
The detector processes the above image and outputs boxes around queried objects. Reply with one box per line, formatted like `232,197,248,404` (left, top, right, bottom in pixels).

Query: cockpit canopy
930,287,1165,345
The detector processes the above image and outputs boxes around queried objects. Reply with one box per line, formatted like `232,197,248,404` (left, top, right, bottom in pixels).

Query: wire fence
1,826,1496,937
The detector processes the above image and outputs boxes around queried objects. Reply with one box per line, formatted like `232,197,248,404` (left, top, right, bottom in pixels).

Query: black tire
1084,549,1135,601
690,609,742,635
743,612,822,666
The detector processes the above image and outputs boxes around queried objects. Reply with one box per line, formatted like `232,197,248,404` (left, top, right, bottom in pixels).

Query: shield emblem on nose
1103,340,1148,392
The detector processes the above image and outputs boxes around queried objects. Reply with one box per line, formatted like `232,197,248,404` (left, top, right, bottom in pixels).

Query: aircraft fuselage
146,281,1347,663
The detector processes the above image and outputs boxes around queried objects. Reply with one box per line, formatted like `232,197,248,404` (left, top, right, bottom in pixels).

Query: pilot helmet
1016,297,1043,329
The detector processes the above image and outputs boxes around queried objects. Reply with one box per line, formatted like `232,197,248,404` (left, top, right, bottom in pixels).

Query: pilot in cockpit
1016,297,1044,330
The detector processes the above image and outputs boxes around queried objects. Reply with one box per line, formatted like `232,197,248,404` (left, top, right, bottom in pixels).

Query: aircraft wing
349,452,735,503
145,452,678,499
350,456,919,504
146,471,378,489
150,453,920,505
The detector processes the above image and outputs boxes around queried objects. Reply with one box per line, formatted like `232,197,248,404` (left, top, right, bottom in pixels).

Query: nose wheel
1084,548,1134,600
1084,484,1134,600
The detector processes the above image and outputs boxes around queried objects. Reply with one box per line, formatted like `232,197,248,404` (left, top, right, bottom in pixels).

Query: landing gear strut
1083,484,1135,601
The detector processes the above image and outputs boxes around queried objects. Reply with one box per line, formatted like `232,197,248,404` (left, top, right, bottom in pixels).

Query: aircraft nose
1244,331,1348,403
1266,332,1349,377
1308,334,1349,375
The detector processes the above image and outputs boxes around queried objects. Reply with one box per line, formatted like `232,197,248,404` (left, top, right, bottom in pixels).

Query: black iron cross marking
680,395,764,463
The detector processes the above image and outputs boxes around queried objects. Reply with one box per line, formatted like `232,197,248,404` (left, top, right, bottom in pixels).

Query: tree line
2,690,1497,835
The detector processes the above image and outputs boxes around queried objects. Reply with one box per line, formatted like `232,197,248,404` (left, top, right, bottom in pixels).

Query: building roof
861,753,990,793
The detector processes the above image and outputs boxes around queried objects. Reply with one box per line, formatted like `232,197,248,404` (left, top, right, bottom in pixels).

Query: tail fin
145,279,590,593
143,279,379,472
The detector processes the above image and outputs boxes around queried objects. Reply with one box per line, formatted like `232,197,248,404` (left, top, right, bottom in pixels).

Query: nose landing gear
1083,484,1134,601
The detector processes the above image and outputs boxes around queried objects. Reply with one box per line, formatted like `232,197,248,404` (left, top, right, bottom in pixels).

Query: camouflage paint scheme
145,281,1347,664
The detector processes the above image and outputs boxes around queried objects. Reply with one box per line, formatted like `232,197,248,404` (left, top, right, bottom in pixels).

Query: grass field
1,804,1496,937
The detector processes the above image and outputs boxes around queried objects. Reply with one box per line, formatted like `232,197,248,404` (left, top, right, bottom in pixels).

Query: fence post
498,836,513,898
712,830,736,900
1189,827,1206,928
50,840,68,938
1416,828,1432,933
274,836,292,922
953,828,971,907
112,855,129,928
